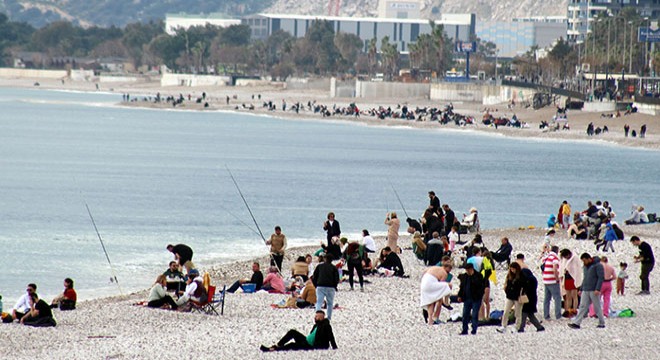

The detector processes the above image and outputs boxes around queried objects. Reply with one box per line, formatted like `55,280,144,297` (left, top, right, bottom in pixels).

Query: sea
1,87,659,305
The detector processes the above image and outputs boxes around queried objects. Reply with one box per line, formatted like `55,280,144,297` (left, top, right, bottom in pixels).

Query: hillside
266,0,568,21
0,0,567,28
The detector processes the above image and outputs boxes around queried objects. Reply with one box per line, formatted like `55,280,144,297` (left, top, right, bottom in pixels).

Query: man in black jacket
226,262,264,293
442,204,455,235
632,236,655,295
166,243,195,273
377,247,405,276
260,310,338,351
458,263,485,335
313,254,340,320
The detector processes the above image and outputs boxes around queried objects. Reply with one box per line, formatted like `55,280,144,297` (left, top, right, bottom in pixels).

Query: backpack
618,308,635,318
612,224,624,240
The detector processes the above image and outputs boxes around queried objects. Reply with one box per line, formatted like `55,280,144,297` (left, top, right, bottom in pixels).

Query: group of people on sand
2,278,77,327
418,192,655,335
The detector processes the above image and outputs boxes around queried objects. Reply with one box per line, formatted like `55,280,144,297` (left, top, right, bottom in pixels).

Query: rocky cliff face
266,0,568,21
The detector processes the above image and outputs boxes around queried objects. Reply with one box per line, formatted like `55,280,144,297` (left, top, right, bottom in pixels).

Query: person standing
561,201,571,229
631,236,655,295
384,212,400,252
519,267,545,332
590,256,616,318
457,263,484,335
166,244,195,273
313,254,340,320
428,191,441,216
323,212,341,241
266,226,287,271
640,124,647,138
624,124,630,137
442,204,456,236
497,262,526,333
420,266,452,325
568,253,605,329
542,245,562,321
343,242,364,291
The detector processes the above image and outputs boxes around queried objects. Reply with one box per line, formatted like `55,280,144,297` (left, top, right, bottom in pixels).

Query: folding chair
191,285,226,315
494,256,510,270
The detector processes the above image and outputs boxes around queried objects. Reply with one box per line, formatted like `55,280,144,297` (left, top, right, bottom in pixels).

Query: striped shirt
542,252,560,284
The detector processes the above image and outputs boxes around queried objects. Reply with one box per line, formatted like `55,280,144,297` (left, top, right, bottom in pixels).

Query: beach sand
1,77,658,151
2,224,658,359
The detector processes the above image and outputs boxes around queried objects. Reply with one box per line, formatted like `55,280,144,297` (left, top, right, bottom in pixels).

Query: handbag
518,291,529,304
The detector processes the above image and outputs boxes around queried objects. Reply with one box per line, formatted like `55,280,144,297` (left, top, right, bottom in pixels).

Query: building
567,0,660,43
477,17,567,58
242,13,475,52
165,13,241,35
377,0,422,19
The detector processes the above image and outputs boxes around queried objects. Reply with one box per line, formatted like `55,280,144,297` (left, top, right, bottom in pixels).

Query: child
617,262,629,295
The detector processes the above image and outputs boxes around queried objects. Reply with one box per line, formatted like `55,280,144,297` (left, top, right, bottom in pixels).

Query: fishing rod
225,166,282,273
390,183,410,219
82,199,124,296
217,202,262,239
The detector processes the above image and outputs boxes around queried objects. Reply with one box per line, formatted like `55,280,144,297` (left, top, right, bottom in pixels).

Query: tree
334,32,363,73
380,36,399,80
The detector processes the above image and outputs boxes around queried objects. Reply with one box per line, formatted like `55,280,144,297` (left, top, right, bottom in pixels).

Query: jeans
316,286,336,320
276,329,312,351
543,283,562,320
572,291,605,327
227,280,242,293
603,241,615,252
641,263,654,292
461,299,481,334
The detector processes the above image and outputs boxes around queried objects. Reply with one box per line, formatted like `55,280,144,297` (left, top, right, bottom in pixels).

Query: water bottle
0,295,3,314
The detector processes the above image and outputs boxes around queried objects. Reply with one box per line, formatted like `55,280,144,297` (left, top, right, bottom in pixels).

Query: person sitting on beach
461,208,480,233
12,283,37,322
50,278,77,310
167,243,195,274
227,262,264,293
147,275,178,310
421,209,443,241
263,266,286,294
163,261,187,292
420,266,452,325
411,231,426,260
465,234,484,260
491,237,513,264
625,206,647,225
291,256,310,282
20,292,56,327
260,310,337,352
567,220,588,240
425,232,446,266
176,269,206,311
361,229,376,253
377,246,405,277
321,236,342,261
296,278,317,308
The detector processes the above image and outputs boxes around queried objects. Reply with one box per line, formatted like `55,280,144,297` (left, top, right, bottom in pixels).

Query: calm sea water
1,87,659,304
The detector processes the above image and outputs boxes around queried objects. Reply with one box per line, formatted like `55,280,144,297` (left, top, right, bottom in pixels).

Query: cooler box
242,283,256,293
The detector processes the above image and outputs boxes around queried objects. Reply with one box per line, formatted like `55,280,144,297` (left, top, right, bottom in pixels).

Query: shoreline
1,77,658,151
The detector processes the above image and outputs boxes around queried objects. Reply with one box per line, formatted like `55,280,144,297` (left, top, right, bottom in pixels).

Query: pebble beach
2,224,658,360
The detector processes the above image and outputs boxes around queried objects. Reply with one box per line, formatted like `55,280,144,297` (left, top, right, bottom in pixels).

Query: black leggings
276,329,313,351
148,295,178,310
347,260,364,289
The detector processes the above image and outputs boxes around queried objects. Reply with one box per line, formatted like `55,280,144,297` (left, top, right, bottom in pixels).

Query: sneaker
568,323,580,329
596,324,606,328
433,320,444,325
459,331,468,335
442,303,453,310
260,345,274,352
537,327,545,332
496,327,506,333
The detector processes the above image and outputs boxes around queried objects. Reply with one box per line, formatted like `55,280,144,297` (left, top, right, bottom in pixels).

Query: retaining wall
161,73,231,87
0,68,67,79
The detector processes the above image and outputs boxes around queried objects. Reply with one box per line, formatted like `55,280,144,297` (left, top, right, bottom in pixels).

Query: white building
165,13,241,35
242,13,475,52
377,0,422,19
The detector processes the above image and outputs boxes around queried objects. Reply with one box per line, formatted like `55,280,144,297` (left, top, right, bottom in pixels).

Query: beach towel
419,273,451,307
